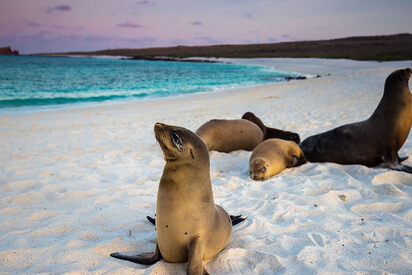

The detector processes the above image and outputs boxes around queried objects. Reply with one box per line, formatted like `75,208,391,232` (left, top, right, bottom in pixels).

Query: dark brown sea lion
196,119,263,152
242,112,301,144
111,123,234,274
299,68,412,173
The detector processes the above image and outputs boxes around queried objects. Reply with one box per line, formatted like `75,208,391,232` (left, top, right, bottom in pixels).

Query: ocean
0,55,296,113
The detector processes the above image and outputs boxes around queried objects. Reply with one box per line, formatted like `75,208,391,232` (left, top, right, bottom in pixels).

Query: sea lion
111,123,233,275
299,68,412,173
249,138,306,180
242,112,301,144
196,119,263,152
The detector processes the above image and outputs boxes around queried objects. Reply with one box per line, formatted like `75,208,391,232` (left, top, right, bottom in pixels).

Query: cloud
281,34,290,38
267,37,278,43
25,21,44,27
55,5,72,11
46,5,72,14
117,22,143,28
190,21,203,26
136,0,153,4
245,12,253,18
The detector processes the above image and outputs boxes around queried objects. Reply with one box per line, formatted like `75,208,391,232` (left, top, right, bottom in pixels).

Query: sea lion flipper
230,215,246,226
398,155,409,163
397,164,412,174
148,214,246,226
146,215,156,225
381,160,412,174
188,236,208,275
110,243,161,265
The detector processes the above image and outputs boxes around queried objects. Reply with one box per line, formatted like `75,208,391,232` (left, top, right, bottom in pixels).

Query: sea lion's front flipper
110,242,161,265
147,215,246,227
188,236,209,275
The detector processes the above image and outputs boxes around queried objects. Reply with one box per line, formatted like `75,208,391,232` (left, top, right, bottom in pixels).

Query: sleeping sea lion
196,119,263,152
249,138,306,180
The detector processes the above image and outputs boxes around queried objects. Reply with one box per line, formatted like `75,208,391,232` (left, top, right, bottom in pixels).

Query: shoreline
1,57,410,117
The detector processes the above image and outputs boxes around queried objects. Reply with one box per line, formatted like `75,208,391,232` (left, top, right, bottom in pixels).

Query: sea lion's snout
291,133,301,144
405,68,411,78
249,158,267,181
242,111,255,120
154,122,165,132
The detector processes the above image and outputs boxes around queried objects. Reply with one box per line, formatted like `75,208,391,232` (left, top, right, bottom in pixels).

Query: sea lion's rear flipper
147,215,246,226
188,236,209,275
110,243,161,265
381,161,412,174
396,164,412,174
398,155,409,163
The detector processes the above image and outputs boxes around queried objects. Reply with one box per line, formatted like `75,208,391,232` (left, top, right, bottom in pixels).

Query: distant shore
34,33,412,61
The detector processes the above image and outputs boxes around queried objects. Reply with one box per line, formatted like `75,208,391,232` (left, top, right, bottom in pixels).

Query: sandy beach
1,58,411,274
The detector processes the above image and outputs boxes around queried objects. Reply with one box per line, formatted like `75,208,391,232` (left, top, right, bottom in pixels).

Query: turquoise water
0,55,295,113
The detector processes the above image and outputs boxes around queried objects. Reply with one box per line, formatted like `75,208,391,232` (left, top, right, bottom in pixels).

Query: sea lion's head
154,122,209,164
249,158,269,181
242,112,265,132
242,111,301,144
384,68,411,96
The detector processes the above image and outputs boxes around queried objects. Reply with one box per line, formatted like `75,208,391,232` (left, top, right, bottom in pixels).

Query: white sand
1,58,411,274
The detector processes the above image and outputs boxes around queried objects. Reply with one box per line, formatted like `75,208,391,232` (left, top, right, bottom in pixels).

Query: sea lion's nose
154,122,165,131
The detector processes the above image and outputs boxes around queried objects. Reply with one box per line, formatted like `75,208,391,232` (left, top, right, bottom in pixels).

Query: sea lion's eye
170,131,183,151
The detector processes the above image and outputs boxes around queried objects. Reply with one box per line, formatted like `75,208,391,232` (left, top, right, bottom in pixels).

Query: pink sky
0,0,411,54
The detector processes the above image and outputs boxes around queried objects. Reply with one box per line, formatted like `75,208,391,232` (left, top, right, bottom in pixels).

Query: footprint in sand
308,233,324,247
206,248,283,275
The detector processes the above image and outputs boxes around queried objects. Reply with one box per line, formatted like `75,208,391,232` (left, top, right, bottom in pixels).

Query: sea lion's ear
190,148,195,159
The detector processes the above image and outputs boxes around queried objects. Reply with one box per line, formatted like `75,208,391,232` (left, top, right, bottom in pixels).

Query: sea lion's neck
159,161,214,202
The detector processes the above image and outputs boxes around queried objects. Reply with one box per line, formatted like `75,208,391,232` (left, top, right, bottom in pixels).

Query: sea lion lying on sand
249,138,306,180
299,68,412,173
196,119,263,152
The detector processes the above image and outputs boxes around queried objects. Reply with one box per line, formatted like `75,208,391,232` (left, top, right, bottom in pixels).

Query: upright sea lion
196,119,263,152
111,123,233,275
249,138,306,180
299,68,412,173
242,112,301,144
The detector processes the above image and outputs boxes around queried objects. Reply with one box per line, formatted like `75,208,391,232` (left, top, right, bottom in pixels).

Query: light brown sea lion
111,123,233,275
196,119,263,153
299,68,412,173
249,138,306,180
242,112,301,144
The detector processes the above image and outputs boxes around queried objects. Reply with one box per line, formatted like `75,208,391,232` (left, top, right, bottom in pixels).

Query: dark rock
0,46,19,55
